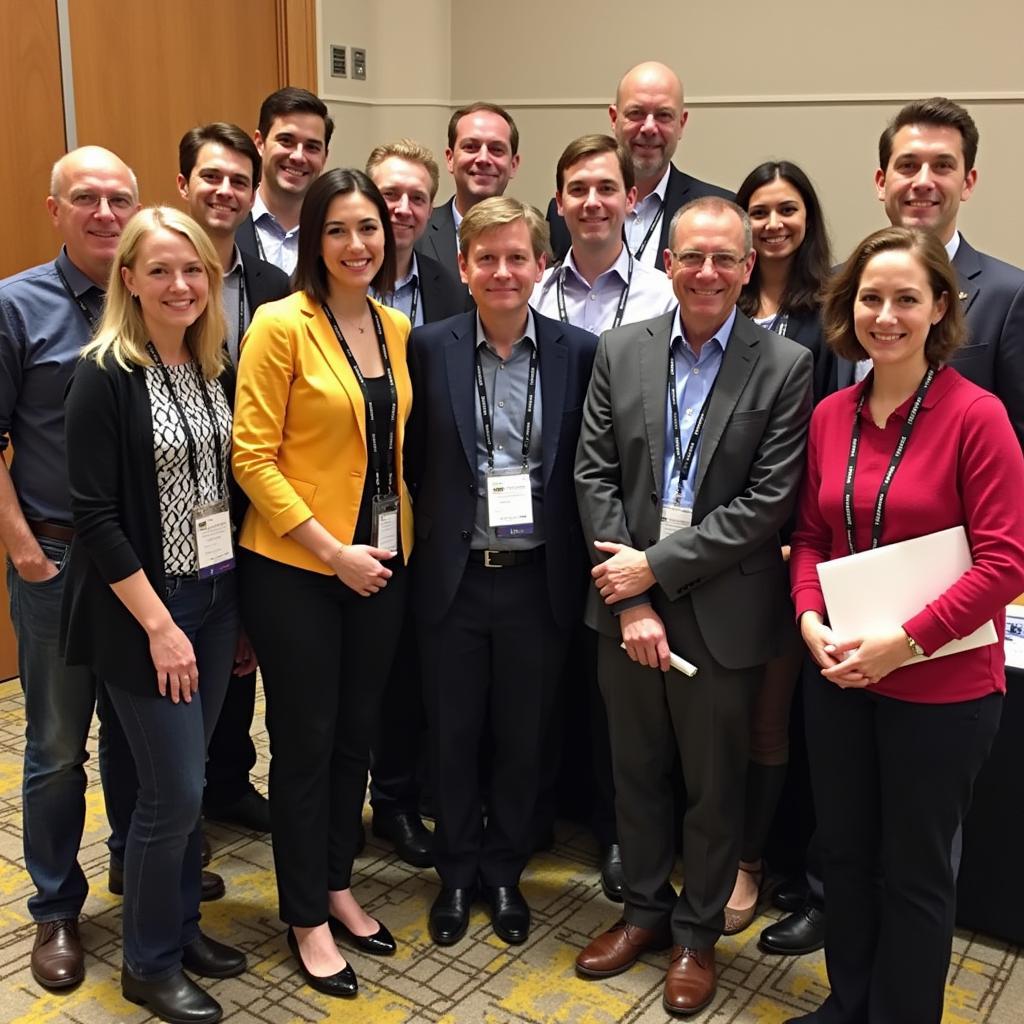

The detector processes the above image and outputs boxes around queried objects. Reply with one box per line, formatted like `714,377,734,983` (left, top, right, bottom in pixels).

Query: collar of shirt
395,252,420,292
670,305,737,363
225,244,244,278
451,197,463,234
946,230,961,262
252,191,298,238
475,308,537,355
57,246,103,297
635,165,672,213
562,243,631,291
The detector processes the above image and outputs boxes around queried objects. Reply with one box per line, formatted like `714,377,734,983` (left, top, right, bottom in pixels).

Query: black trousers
419,557,570,888
238,550,406,926
204,669,258,808
598,597,759,949
803,674,1001,1024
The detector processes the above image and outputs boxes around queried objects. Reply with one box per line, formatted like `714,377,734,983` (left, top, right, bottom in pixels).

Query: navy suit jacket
406,310,597,628
417,251,471,323
235,214,259,262
545,164,735,263
240,250,291,309
414,200,470,298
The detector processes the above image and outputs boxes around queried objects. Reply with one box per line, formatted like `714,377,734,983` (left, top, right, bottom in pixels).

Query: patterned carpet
0,677,1021,1024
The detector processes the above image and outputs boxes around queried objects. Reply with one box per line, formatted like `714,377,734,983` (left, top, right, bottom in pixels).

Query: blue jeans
105,571,238,979
8,537,134,922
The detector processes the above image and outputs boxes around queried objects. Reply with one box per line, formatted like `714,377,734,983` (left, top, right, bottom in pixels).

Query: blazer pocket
729,408,770,426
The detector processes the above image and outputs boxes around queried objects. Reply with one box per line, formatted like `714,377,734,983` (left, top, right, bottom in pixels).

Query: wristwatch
904,630,925,658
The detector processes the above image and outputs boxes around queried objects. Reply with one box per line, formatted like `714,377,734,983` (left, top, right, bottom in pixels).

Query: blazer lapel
303,301,367,446
693,316,758,497
952,237,981,317
639,317,671,494
536,317,568,489
444,317,477,474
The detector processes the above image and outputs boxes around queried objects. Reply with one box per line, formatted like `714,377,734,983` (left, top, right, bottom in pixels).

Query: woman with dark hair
722,161,833,934
232,168,413,997
789,227,1024,1023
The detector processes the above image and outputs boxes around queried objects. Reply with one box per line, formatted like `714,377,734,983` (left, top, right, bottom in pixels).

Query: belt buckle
483,550,504,569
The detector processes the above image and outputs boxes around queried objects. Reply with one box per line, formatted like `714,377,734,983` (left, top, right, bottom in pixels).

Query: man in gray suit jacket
574,197,812,1015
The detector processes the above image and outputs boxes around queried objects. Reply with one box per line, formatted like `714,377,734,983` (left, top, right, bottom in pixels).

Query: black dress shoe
182,931,247,979
200,831,212,868
203,789,271,833
122,966,222,1023
328,914,396,956
772,875,810,913
371,811,433,868
759,904,826,956
109,864,225,903
429,887,475,945
600,843,625,902
484,884,530,945
286,927,357,998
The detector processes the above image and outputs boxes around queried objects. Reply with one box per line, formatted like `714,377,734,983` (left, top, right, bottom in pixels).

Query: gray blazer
575,309,813,670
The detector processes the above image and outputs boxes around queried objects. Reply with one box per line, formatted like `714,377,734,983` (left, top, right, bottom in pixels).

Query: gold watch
905,631,925,658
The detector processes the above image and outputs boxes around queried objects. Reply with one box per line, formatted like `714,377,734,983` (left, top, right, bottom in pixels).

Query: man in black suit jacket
177,123,291,834
574,198,812,1014
407,198,596,948
415,103,521,291
546,62,733,264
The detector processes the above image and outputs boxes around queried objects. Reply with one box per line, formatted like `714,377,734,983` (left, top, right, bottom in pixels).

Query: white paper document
816,526,997,664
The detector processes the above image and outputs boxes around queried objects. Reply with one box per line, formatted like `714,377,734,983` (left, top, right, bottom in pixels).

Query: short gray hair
668,196,752,254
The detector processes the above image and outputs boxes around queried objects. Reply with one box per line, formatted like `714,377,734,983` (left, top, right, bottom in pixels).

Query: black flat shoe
371,811,433,868
109,864,225,903
600,843,624,902
182,931,247,979
328,914,397,956
286,928,357,998
484,884,530,945
122,966,222,1024
429,886,475,945
759,904,826,956
772,875,810,913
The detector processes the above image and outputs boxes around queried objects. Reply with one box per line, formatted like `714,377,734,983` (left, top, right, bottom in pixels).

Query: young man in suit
574,197,812,1015
177,122,291,834
415,103,520,287
546,62,733,265
407,197,596,947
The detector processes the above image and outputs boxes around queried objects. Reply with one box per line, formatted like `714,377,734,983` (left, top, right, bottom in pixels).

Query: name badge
193,499,235,579
659,503,693,541
371,493,400,552
486,468,534,538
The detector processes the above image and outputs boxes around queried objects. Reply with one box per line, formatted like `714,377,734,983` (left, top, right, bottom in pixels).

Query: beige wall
319,0,1024,264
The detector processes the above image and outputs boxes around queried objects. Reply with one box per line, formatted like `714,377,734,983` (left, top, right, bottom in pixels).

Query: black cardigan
60,351,236,695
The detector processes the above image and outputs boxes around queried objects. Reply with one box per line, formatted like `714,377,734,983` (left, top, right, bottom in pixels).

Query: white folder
816,525,998,663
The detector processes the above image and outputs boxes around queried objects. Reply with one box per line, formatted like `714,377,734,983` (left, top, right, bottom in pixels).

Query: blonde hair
83,207,226,380
366,139,440,201
458,196,550,259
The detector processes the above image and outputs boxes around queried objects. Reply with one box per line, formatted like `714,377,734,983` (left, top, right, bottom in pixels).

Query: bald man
546,61,733,264
0,146,141,989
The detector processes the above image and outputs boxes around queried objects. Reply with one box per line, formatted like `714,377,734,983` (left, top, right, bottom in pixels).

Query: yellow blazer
232,291,413,574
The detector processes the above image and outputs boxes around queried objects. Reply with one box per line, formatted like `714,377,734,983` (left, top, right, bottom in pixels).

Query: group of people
2,58,1023,1024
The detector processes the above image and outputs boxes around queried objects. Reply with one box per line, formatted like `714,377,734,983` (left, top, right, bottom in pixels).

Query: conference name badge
486,468,534,538
193,499,235,579
371,493,400,552
659,503,692,541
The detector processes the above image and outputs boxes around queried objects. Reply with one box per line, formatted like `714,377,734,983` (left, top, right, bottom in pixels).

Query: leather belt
27,520,74,543
468,547,543,568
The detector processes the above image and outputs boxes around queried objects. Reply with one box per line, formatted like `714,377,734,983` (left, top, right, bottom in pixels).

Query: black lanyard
323,301,397,496
555,255,633,330
843,366,936,555
254,230,267,263
146,343,226,501
54,262,99,329
379,278,419,327
475,343,538,471
631,199,665,260
667,346,719,503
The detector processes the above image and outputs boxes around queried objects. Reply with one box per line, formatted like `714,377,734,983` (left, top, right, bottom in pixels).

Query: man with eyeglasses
546,62,733,265
0,146,141,990
573,197,812,1015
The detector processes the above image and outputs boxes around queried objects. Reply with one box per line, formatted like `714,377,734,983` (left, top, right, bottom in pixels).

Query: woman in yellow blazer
232,169,411,999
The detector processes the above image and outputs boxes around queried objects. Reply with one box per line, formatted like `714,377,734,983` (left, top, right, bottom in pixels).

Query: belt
468,547,543,568
27,520,74,543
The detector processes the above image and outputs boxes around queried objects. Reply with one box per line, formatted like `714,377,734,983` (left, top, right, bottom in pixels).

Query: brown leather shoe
30,918,84,990
663,945,716,1016
576,918,672,978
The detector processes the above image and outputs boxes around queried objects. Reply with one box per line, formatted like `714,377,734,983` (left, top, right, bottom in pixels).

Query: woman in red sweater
788,226,1024,1024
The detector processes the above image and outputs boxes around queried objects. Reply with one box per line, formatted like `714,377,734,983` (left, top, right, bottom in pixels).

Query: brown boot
663,945,716,1016
576,918,671,978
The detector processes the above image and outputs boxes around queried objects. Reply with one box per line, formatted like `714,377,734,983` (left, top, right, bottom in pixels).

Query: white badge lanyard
146,343,235,579
555,256,633,331
322,301,401,551
659,351,718,540
476,345,538,538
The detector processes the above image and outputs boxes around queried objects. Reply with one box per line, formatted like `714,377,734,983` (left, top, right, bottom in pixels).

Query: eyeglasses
64,192,136,212
670,250,747,271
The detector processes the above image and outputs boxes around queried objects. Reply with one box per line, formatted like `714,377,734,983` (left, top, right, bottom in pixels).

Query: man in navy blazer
406,197,596,948
546,62,733,265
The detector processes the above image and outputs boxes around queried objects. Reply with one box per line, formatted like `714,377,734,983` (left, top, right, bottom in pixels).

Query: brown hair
555,134,634,193
878,97,979,173
447,102,519,155
823,227,965,364
365,139,440,200
458,196,550,259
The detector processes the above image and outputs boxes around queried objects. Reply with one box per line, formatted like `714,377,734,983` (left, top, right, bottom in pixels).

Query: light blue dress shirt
252,192,299,276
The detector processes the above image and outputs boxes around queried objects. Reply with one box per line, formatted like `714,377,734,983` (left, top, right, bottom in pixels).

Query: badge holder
193,498,235,579
659,502,693,541
371,493,400,552
486,467,534,539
